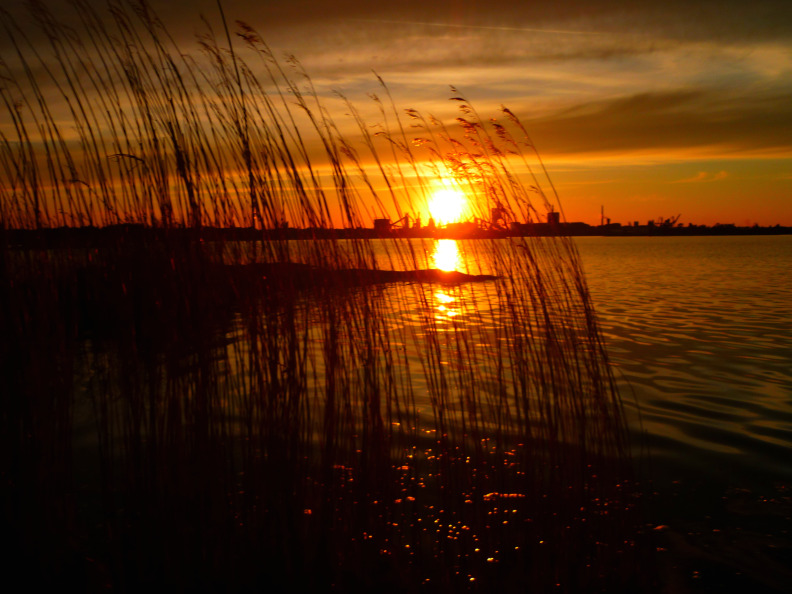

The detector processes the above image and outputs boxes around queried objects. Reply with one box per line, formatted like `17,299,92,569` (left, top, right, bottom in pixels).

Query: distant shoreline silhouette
4,221,791,248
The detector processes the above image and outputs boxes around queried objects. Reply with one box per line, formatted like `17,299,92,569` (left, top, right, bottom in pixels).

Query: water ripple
577,236,792,481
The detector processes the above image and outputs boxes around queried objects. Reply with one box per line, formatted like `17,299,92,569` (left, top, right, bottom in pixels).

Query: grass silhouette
1,1,650,591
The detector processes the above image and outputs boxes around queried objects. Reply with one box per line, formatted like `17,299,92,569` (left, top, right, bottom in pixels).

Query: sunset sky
4,0,791,226
195,0,792,226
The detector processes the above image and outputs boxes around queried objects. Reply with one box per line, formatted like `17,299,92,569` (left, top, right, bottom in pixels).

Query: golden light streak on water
433,289,460,322
431,239,461,272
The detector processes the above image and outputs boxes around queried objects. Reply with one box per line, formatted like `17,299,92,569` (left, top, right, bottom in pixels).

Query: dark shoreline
4,222,792,248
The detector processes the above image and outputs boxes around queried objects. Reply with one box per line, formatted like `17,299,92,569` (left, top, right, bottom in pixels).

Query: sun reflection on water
434,289,459,322
432,239,461,272
428,240,464,323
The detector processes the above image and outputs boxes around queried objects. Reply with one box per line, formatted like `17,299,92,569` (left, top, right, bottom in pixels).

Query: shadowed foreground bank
1,231,649,593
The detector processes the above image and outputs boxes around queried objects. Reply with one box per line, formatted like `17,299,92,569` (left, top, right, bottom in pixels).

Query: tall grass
1,1,651,591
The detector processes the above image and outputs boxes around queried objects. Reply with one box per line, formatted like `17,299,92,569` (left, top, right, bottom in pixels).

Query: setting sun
428,185,467,226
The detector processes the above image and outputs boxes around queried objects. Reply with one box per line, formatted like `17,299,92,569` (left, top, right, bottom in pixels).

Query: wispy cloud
348,18,607,37
518,89,792,158
674,171,729,183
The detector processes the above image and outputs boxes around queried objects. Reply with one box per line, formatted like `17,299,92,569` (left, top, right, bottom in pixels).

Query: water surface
575,236,792,484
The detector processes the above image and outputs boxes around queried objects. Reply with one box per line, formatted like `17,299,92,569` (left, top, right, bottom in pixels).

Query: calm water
575,236,792,485
291,234,792,485
61,234,791,589
399,234,792,589
571,235,792,592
